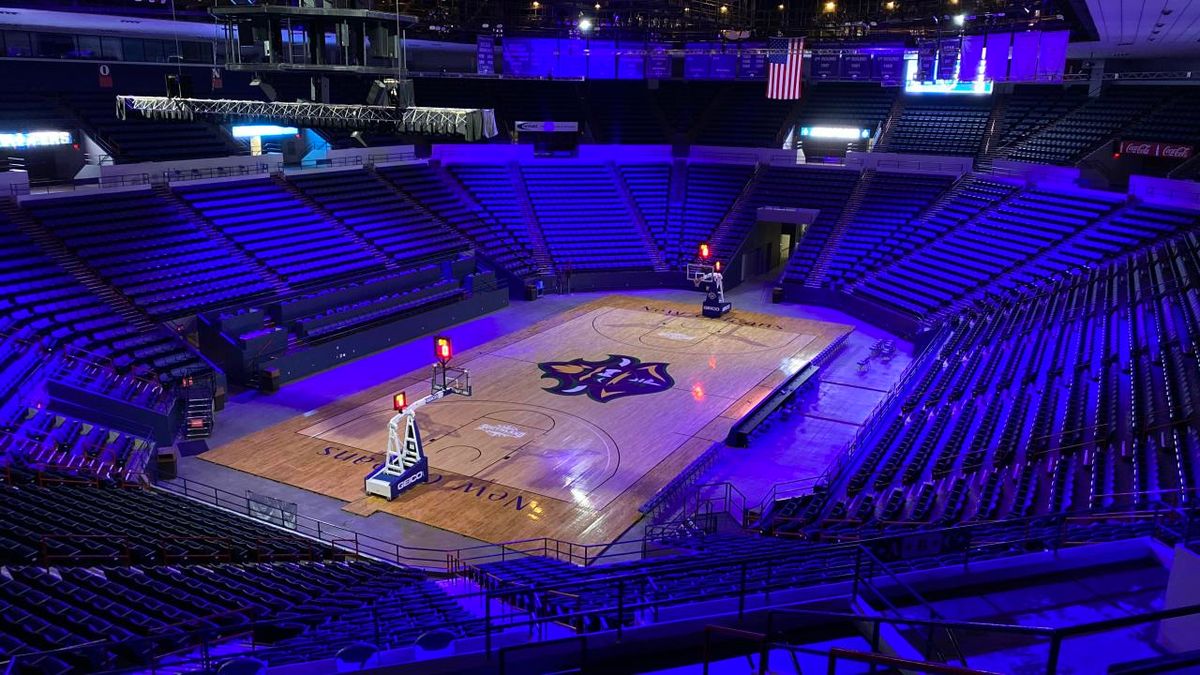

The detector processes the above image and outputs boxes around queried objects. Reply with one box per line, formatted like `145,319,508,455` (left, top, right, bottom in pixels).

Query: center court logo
538,354,674,403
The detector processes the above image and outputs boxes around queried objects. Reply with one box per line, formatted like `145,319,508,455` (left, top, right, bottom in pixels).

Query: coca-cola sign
1118,140,1194,159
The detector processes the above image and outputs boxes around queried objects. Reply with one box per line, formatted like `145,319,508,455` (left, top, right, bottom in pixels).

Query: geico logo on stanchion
397,470,425,492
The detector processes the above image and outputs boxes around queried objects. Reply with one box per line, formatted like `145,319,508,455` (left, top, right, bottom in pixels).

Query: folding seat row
66,93,234,163
378,163,538,278
287,169,470,267
522,165,656,271
174,179,384,286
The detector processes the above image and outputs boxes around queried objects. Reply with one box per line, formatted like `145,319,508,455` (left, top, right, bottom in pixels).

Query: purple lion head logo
538,354,674,403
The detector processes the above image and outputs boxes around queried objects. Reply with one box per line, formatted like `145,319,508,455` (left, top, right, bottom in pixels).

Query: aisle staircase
1,198,157,332
976,93,1010,165
610,162,670,272
269,173,398,271
875,95,909,150
708,162,764,262
804,169,874,287
152,184,290,295
181,373,215,440
665,160,688,265
507,162,556,273
842,175,1002,296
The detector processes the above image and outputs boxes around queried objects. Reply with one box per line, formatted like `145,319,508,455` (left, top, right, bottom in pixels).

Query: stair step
270,174,398,271
153,184,290,294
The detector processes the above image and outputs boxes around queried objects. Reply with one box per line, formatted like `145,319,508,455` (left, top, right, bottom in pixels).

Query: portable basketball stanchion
688,242,732,318
364,337,471,501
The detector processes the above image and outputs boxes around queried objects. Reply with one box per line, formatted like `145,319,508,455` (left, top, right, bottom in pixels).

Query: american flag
767,37,804,100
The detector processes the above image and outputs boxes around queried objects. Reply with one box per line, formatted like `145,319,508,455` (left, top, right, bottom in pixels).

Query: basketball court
200,296,852,547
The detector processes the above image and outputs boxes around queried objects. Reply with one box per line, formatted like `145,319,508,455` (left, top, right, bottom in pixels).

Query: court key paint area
200,296,852,547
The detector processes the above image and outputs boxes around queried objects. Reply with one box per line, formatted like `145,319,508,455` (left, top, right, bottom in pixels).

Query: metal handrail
826,648,1000,674
164,162,270,184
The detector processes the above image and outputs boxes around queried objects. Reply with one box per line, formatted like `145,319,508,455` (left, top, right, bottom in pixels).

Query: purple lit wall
959,35,985,82
1035,31,1069,82
1008,32,1041,82
588,40,617,79
984,32,1011,82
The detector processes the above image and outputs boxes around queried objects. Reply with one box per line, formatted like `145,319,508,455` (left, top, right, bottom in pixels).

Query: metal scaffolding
115,96,497,141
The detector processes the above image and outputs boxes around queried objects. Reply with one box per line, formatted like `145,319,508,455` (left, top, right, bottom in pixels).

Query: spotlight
823,1,836,13
720,4,728,13
579,17,593,32
885,1,895,8
953,13,965,25
532,1,539,7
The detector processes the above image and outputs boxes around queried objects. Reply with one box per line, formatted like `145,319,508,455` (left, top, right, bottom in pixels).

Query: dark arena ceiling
5,0,1086,43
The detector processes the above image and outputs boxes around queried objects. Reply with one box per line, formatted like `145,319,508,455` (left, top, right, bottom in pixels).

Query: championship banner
841,53,871,80
616,44,645,80
98,64,113,88
710,47,737,80
476,35,495,74
811,51,841,80
646,44,671,79
916,40,937,82
1119,141,1194,159
737,43,767,79
875,51,905,86
683,42,712,79
211,67,223,90
937,38,960,81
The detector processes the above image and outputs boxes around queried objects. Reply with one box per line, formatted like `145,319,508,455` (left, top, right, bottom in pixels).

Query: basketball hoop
432,363,472,397
687,264,732,318
364,338,473,501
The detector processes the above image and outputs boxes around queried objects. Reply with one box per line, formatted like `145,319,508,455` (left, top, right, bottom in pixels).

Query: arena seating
990,85,1090,153
1122,89,1200,148
1001,87,1164,165
800,170,955,288
0,95,80,162
879,97,992,156
66,94,238,163
448,163,546,268
692,83,798,147
0,213,206,382
471,515,1161,635
587,82,670,144
287,277,465,343
674,163,756,268
0,474,337,565
0,472,481,673
742,166,860,275
376,162,539,279
618,163,671,254
286,168,470,267
173,178,385,286
23,190,276,318
656,82,720,140
522,165,658,271
794,83,897,131
764,231,1200,536
851,187,1125,318
0,389,156,479
490,80,584,137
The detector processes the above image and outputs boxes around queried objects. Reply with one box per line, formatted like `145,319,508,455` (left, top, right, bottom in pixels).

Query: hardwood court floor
200,296,852,548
